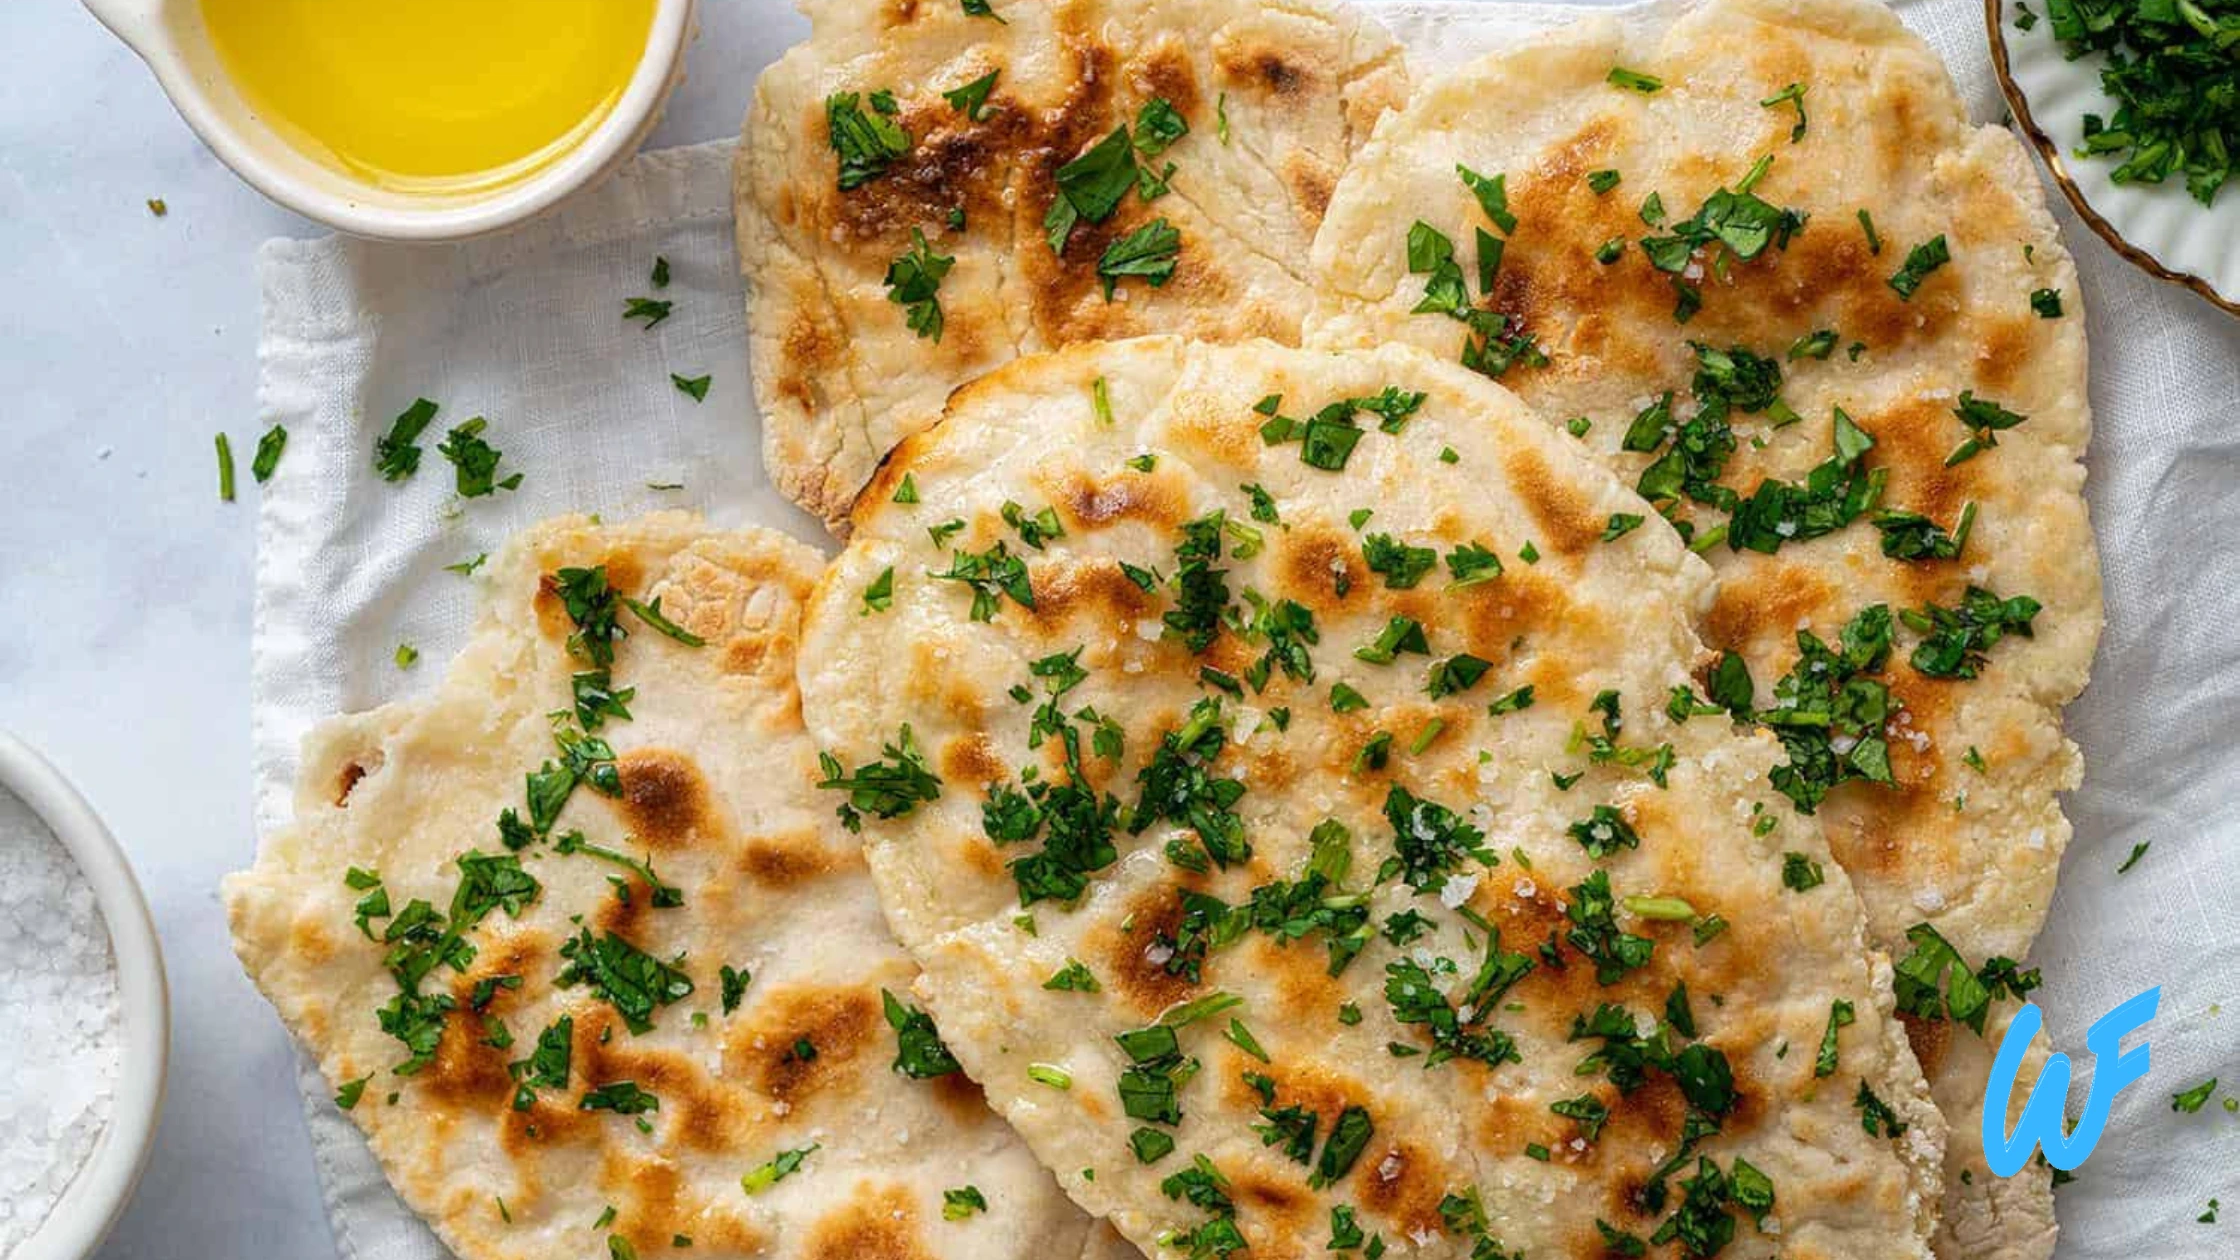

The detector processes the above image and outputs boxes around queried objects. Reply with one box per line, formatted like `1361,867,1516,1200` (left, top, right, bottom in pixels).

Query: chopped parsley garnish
671,373,711,401
1256,387,1426,472
2032,287,2064,318
1425,653,1492,700
1856,1081,1908,1137
1589,169,1622,194
1354,617,1429,665
435,418,519,497
375,399,440,481
826,91,910,191
554,565,627,667
720,965,751,1014
650,256,670,288
1564,870,1655,984
1816,999,1856,1077
580,1081,660,1115
886,229,955,341
1637,178,1807,321
1043,959,1101,992
1781,851,1826,892
943,70,1000,121
1887,234,1951,299
1892,922,2041,1034
817,725,941,831
861,566,896,615
932,537,1036,621
1457,165,1518,233
1379,784,1493,896
554,831,683,908
2118,841,2151,874
335,1075,371,1110
1945,391,2031,466
1445,542,1503,588
1383,951,1526,1069
1362,534,1437,589
1903,586,2041,680
943,1186,990,1219
251,424,287,483
740,1145,818,1194
556,929,694,1035
1761,82,1809,141
507,1016,572,1110
1567,805,1641,860
1096,218,1184,299
1608,66,1665,92
1132,699,1249,870
622,297,673,328
2175,1078,2219,1114
882,989,963,1078
2049,0,2235,203
1874,502,1977,561
1405,217,1546,378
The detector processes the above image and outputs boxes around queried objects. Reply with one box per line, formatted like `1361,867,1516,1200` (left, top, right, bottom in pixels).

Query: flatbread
1303,1,2099,1253
796,337,1945,1259
225,514,1132,1260
737,0,1407,526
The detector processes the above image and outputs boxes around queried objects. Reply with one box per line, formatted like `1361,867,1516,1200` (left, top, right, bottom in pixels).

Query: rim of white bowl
0,731,170,1260
82,0,697,243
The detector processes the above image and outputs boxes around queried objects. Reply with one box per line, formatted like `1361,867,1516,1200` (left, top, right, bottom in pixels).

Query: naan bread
796,337,1944,1258
1304,1,2098,1253
225,514,1132,1260
737,0,1406,526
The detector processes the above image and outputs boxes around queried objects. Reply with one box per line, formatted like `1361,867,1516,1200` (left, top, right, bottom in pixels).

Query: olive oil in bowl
199,0,660,198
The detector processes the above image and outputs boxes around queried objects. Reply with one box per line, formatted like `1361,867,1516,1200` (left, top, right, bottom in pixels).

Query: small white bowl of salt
0,733,167,1260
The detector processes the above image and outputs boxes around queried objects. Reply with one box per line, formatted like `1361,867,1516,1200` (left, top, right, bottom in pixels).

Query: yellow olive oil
200,0,658,195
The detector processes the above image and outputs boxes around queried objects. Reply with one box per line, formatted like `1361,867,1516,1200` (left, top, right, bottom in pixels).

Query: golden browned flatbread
737,0,1406,526
225,513,1134,1260
796,336,1945,1259
1305,1,2099,1253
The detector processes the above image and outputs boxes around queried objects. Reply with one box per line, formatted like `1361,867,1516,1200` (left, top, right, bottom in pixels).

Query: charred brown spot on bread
335,760,368,806
929,1068,993,1123
613,750,722,852
803,1184,938,1260
825,98,1025,244
1043,466,1188,533
418,991,519,1110
1703,561,1838,658
1456,566,1565,663
1284,153,1338,226
1899,1009,1954,1078
729,984,880,1109
776,301,845,415
1502,444,1607,557
940,730,1007,787
1353,1139,1450,1239
1222,45,1311,98
1130,41,1204,119
1274,523,1357,612
1971,316,2039,393
1099,884,1203,1018
1026,556,1163,631
535,551,644,639
285,913,338,968
1243,932,1346,1021
1859,393,1985,528
742,828,856,888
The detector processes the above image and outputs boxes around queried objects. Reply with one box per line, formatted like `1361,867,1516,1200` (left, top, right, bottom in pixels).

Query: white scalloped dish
1989,0,2240,315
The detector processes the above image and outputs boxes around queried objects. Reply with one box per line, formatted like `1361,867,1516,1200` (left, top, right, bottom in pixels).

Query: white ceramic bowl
1988,0,2240,316
0,732,169,1260
80,0,699,242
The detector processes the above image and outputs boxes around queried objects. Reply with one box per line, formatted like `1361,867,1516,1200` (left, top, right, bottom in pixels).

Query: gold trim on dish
1984,0,2240,317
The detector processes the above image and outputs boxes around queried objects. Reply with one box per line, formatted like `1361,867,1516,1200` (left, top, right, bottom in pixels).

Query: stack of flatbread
229,0,2099,1258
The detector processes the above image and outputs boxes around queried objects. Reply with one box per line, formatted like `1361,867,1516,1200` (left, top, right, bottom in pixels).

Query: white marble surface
0,2,803,1255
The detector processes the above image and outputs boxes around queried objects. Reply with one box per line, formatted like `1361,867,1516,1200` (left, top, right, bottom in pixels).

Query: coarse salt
0,782,122,1255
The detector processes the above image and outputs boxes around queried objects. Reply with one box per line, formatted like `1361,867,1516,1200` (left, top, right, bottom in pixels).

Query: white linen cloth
250,3,2240,1258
